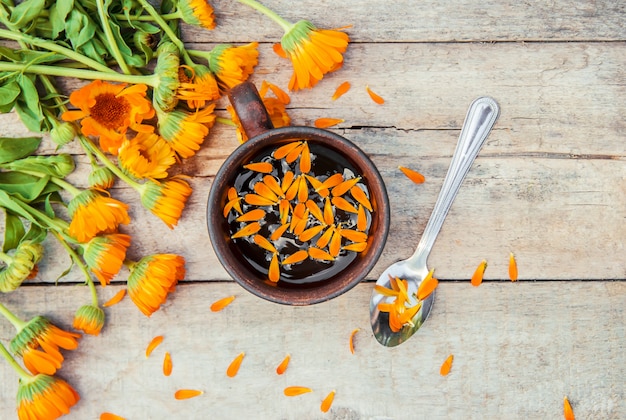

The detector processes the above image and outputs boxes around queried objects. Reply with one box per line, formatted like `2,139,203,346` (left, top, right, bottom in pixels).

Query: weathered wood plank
0,281,624,419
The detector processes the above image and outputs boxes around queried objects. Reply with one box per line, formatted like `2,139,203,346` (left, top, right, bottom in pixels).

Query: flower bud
88,166,115,190
73,305,105,335
50,122,77,147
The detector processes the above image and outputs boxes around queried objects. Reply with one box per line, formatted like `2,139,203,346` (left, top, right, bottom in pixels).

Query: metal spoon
370,97,500,347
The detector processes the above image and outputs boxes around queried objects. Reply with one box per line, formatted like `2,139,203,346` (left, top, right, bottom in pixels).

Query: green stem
78,136,142,192
236,0,293,32
216,117,236,126
0,341,31,381
0,28,116,74
112,12,181,21
50,231,98,306
0,62,157,86
0,302,27,330
11,197,70,235
96,0,132,75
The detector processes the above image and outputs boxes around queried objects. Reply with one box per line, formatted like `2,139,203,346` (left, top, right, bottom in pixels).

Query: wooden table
1,1,624,418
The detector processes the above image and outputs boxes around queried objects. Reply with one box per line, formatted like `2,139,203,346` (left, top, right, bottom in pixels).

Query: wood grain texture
0,282,624,419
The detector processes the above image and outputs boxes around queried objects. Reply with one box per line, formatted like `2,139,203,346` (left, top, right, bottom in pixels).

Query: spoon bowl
370,96,500,347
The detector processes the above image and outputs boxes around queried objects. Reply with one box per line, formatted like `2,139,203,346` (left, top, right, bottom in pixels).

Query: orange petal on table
236,208,266,222
276,354,291,375
417,269,438,301
356,204,368,231
100,413,125,420
471,259,488,287
323,197,335,225
285,142,305,164
263,175,285,198
210,295,236,312
320,390,336,413
103,289,126,307
281,170,295,193
350,186,373,212
315,118,344,129
329,229,342,257
316,227,335,249
305,199,325,223
320,173,344,190
331,177,361,197
366,85,385,105
398,166,425,184
253,234,277,253
227,352,245,377
274,142,301,160
308,247,335,261
244,193,276,206
299,224,325,242
282,250,309,265
563,396,575,420
174,389,204,400
331,196,358,214
243,161,274,173
332,81,351,100
300,142,311,173
343,242,367,252
231,221,261,239
284,386,313,397
270,223,290,241
272,42,287,58
339,229,368,243
440,354,454,376
268,253,280,282
254,182,280,202
509,252,519,282
145,335,164,358
163,352,173,376
349,328,360,354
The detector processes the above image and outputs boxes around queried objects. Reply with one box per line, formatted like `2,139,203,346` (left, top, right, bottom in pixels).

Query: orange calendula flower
82,233,131,286
174,389,204,400
103,289,126,307
17,374,80,420
73,304,105,336
140,177,192,229
207,43,259,91
210,295,236,312
145,335,164,358
157,105,216,158
509,252,519,282
440,354,454,376
10,316,80,375
118,133,176,180
280,20,350,91
284,386,313,396
0,240,44,293
177,65,220,109
177,0,216,30
226,352,245,377
127,254,186,317
68,189,130,243
276,354,290,375
62,80,155,154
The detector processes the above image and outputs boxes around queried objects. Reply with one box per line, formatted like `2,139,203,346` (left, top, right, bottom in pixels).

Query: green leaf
0,136,41,164
9,0,45,28
6,154,75,178
49,0,75,39
66,9,97,49
0,81,21,113
2,210,26,252
14,75,45,132
0,172,52,202
0,189,38,225
22,222,47,244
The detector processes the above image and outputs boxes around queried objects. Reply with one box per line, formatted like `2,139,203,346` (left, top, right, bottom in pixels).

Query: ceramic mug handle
228,82,274,139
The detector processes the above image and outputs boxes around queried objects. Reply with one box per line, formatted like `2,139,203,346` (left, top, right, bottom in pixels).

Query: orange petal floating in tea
210,295,236,312
323,198,334,225
285,142,305,164
279,199,291,224
282,250,309,265
316,226,335,248
308,247,335,261
331,177,361,197
262,175,284,198
509,252,518,282
254,182,280,202
293,214,310,236
350,186,373,212
276,354,291,375
297,175,309,202
163,352,173,376
281,170,295,193
417,269,438,301
315,118,344,129
298,224,325,242
274,142,302,160
440,354,454,376
563,396,575,420
270,223,290,241
349,328,360,354
243,161,274,173
357,204,368,231
366,85,385,105
399,166,425,184
174,389,204,400
331,196,358,214
231,221,261,239
103,289,126,307
284,386,313,397
285,175,301,201
145,335,164,358
227,352,245,377
244,193,276,206
236,208,266,222
332,81,351,100
269,253,280,282
306,199,325,223
339,229,368,243
320,173,344,190
300,142,311,173
253,234,277,253
100,413,125,420
343,242,367,252
329,229,342,257
223,198,241,217
320,390,336,413
227,186,238,202
471,259,487,287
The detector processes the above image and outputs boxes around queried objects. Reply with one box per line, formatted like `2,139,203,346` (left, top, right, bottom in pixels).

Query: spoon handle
407,97,500,270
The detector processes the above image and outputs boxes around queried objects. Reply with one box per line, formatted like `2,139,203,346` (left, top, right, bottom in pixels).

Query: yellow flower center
91,93,130,129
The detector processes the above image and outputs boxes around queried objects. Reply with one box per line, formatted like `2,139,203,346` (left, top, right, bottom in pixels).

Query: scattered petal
210,295,236,312
320,173,344,190
227,352,245,377
308,247,335,261
272,43,287,58
399,166,425,184
270,223,290,241
262,175,284,198
163,352,173,376
440,354,454,376
509,252,518,282
323,197,335,225
281,250,309,265
564,396,575,420
417,269,438,300
103,289,126,307
174,389,204,400
343,242,367,252
236,209,266,222
316,227,335,249
356,204,368,231
332,81,351,100
244,193,276,206
320,390,336,413
300,142,311,173
243,162,274,173
276,354,291,375
268,253,280,282
231,221,262,239
349,328,360,354
331,177,361,197
350,186,373,212
339,229,368,243
281,170,295,192
471,259,487,287
146,335,164,358
285,142,305,164
366,85,385,104
331,196,358,214
254,182,280,202
284,386,313,396
329,229,342,257
274,142,301,160
253,234,277,253
100,413,125,420
315,118,344,128
298,224,325,242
